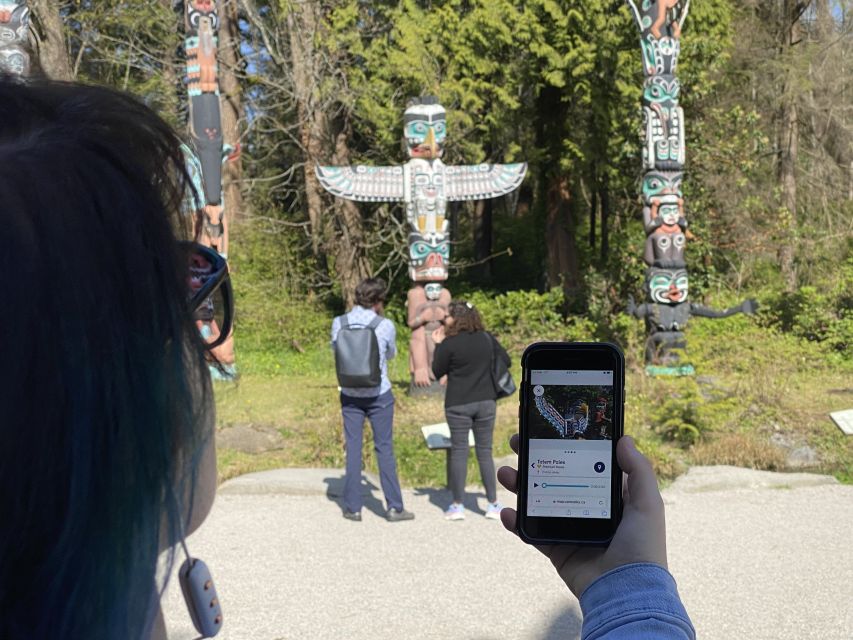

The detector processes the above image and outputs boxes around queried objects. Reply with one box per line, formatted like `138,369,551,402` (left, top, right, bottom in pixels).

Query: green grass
213,316,853,487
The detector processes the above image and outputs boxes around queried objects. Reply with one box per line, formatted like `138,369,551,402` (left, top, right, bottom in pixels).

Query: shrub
461,288,596,350
760,256,853,358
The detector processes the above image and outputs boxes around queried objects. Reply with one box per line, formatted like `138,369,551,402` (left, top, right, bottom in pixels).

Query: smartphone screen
526,369,615,519
518,343,624,544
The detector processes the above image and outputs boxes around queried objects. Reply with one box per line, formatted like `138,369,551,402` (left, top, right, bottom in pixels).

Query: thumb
616,436,662,511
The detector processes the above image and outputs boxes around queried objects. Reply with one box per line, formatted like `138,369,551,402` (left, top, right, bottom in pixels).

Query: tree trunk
287,3,328,267
472,198,493,280
219,0,246,222
331,123,370,307
589,176,597,250
158,0,182,127
30,0,73,80
777,4,801,291
599,179,610,264
545,174,580,299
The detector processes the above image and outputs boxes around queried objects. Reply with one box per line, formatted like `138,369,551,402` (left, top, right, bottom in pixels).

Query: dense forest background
25,0,852,357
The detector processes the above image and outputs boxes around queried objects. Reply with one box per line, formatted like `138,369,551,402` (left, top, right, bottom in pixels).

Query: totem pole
625,0,756,375
316,97,527,394
184,0,236,377
0,0,30,77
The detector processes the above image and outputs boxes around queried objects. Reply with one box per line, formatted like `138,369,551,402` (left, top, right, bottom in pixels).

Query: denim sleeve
579,563,695,640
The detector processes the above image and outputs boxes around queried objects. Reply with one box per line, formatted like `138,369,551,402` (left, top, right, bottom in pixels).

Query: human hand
497,434,667,598
413,367,431,386
431,326,445,344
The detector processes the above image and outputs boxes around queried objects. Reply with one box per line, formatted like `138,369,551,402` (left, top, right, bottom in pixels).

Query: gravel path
161,466,853,640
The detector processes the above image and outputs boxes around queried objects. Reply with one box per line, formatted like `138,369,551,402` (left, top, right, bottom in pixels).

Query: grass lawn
213,316,853,487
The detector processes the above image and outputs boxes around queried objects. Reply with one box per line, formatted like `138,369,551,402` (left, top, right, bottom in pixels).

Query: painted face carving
404,97,446,159
187,0,219,30
0,44,26,75
643,170,684,227
643,75,680,106
408,232,449,282
642,171,681,201
647,268,689,304
424,283,443,300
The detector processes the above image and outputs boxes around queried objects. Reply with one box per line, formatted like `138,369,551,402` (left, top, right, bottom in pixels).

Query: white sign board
421,422,475,449
830,409,853,436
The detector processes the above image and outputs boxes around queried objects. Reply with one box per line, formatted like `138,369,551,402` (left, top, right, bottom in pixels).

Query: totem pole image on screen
183,0,236,376
625,0,756,375
316,97,527,393
0,0,30,77
531,385,615,441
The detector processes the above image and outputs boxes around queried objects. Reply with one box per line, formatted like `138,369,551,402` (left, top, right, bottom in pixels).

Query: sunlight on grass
214,318,853,488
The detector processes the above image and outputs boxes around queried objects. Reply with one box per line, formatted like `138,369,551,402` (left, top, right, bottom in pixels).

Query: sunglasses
182,241,234,350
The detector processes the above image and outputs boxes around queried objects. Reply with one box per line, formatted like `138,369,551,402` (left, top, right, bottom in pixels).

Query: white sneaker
485,502,502,520
445,503,465,520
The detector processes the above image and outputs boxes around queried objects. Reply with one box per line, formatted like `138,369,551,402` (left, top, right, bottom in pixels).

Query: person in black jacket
431,301,511,520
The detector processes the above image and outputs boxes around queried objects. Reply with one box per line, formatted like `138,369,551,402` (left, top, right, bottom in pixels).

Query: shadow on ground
412,486,488,516
323,474,388,518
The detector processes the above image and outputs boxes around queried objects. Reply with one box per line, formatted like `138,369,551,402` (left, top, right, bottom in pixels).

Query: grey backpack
334,314,383,388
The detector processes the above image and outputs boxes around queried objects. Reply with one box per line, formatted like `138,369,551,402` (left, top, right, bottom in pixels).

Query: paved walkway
161,466,853,639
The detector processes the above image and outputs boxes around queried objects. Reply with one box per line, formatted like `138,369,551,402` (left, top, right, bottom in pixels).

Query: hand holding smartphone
496,342,669,598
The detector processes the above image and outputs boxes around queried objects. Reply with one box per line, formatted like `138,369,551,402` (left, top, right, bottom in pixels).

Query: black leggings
445,399,497,504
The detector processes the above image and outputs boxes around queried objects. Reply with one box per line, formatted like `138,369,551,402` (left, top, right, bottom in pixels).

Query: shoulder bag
484,332,516,399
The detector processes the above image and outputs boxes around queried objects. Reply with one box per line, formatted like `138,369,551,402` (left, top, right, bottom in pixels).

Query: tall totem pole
626,0,756,375
184,0,236,377
0,0,30,77
316,97,527,394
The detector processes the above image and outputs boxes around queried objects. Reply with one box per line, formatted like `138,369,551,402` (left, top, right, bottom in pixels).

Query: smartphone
517,342,625,545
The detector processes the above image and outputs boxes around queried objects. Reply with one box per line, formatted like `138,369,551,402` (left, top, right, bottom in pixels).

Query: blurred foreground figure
0,79,220,640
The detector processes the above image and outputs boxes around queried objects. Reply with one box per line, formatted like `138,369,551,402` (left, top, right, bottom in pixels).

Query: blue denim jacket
579,563,695,639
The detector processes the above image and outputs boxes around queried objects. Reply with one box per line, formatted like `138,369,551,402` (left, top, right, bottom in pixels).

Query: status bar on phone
531,370,613,386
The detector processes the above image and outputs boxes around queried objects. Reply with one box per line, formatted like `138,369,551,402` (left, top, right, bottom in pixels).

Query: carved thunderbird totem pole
626,1,756,375
316,96,527,393
184,0,236,377
0,0,30,77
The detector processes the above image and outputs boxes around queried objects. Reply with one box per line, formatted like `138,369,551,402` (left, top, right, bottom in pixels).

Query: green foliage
230,222,331,355
650,379,706,444
759,255,853,358
461,288,596,348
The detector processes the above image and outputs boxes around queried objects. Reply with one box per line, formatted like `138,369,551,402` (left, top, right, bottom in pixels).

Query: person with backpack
431,300,511,521
331,278,414,523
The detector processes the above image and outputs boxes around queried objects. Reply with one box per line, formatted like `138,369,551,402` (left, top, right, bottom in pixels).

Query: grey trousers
445,399,498,504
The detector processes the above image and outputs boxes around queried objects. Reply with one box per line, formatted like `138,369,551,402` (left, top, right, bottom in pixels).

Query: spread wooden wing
315,165,405,202
444,163,527,201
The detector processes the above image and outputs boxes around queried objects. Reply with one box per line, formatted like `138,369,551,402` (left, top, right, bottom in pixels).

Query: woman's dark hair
354,277,387,307
0,79,210,639
445,300,485,337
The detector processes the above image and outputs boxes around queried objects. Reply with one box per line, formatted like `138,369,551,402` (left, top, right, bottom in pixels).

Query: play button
594,461,606,473
534,483,539,488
